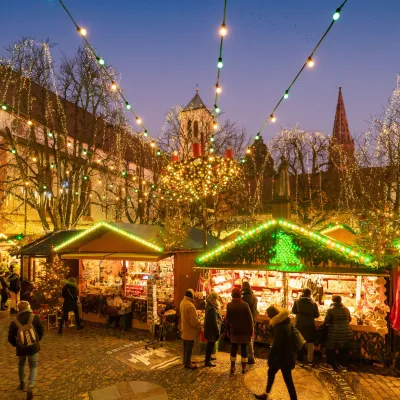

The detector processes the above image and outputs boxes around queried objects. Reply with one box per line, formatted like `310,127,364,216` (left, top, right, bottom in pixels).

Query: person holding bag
254,306,298,400
58,277,83,334
203,291,222,367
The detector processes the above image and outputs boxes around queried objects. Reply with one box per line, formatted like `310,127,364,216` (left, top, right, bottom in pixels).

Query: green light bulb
11,148,16,154
255,134,260,140
98,57,105,65
284,90,289,99
122,171,127,177
217,57,223,68
126,102,131,110
48,132,53,137
214,104,220,114
333,9,340,20
144,130,148,137
1,105,7,110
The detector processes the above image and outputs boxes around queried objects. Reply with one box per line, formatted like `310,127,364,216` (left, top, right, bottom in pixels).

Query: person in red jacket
8,301,44,400
226,287,253,374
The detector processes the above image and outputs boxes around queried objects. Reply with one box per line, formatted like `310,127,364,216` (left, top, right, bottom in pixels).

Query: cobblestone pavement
0,315,399,400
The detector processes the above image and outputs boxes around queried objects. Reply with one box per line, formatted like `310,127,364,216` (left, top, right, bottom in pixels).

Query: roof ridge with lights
196,218,377,268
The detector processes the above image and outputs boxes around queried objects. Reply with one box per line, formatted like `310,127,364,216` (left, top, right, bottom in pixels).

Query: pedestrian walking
8,301,44,400
321,295,353,372
242,281,258,365
180,289,201,369
226,287,253,375
203,291,222,367
58,277,83,334
254,306,297,400
8,263,21,314
292,287,319,366
0,265,9,310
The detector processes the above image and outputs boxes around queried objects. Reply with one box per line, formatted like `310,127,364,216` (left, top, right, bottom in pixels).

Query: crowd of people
180,283,355,400
2,260,354,400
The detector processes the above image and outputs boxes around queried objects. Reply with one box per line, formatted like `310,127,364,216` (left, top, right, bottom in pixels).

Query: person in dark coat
242,281,258,365
8,301,44,400
322,295,353,371
58,277,83,333
0,266,9,310
292,287,319,365
8,264,21,314
254,306,297,400
226,287,253,375
203,291,222,367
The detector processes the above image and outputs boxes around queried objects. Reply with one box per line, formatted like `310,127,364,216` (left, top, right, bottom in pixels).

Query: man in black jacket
8,264,21,314
292,287,319,365
58,277,83,334
8,301,44,400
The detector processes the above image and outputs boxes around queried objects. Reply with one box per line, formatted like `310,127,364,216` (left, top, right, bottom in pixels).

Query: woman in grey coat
323,295,353,371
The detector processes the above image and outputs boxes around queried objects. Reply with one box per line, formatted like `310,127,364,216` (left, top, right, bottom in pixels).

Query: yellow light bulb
79,28,87,36
220,24,227,36
111,82,117,91
32,157,37,162
216,84,222,94
246,148,252,154
27,120,33,126
270,114,277,123
136,117,142,124
213,123,218,130
307,57,315,68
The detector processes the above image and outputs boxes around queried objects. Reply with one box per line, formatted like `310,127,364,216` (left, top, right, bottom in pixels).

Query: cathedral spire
329,87,355,171
332,87,353,145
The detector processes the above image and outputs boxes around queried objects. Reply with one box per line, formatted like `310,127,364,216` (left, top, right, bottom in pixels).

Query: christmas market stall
53,221,219,332
195,218,392,362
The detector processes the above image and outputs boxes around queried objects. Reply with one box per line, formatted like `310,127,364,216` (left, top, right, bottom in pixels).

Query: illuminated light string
0,102,171,186
57,0,152,142
54,221,163,252
254,0,348,141
196,218,376,267
211,0,228,150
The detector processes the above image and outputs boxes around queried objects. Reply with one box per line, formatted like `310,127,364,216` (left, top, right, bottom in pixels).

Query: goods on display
203,269,389,336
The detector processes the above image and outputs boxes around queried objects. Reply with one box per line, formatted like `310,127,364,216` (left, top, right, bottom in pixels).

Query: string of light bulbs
57,0,151,140
254,0,348,141
211,0,228,152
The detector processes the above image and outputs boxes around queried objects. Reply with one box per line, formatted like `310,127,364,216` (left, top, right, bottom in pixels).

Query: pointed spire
183,87,206,111
332,87,353,145
329,87,355,171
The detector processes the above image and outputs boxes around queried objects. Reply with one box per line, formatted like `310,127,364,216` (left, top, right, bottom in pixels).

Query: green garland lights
54,221,163,252
197,218,377,268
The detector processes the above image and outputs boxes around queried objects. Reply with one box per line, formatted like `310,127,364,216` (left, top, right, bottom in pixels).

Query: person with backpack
8,263,21,314
292,287,319,366
58,277,83,334
254,306,297,400
8,301,44,400
242,281,258,365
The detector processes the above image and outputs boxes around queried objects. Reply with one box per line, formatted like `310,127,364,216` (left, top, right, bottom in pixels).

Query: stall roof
53,221,220,254
20,230,83,256
195,218,385,273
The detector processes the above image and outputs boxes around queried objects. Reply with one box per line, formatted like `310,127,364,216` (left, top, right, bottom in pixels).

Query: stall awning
61,252,169,261
194,263,390,277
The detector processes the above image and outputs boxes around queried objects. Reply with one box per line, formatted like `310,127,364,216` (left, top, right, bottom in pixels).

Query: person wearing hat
180,289,201,369
242,281,258,364
0,264,10,310
8,301,44,400
58,277,84,334
8,263,21,314
321,295,353,372
254,306,297,400
226,287,253,375
203,291,222,367
292,287,319,366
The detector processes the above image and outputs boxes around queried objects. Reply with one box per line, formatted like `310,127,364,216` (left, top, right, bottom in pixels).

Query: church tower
328,87,355,171
179,88,214,157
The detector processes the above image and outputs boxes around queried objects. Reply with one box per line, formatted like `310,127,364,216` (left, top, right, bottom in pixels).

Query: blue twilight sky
1,0,400,141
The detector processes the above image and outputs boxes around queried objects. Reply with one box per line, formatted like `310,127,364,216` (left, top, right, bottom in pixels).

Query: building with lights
0,68,157,236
